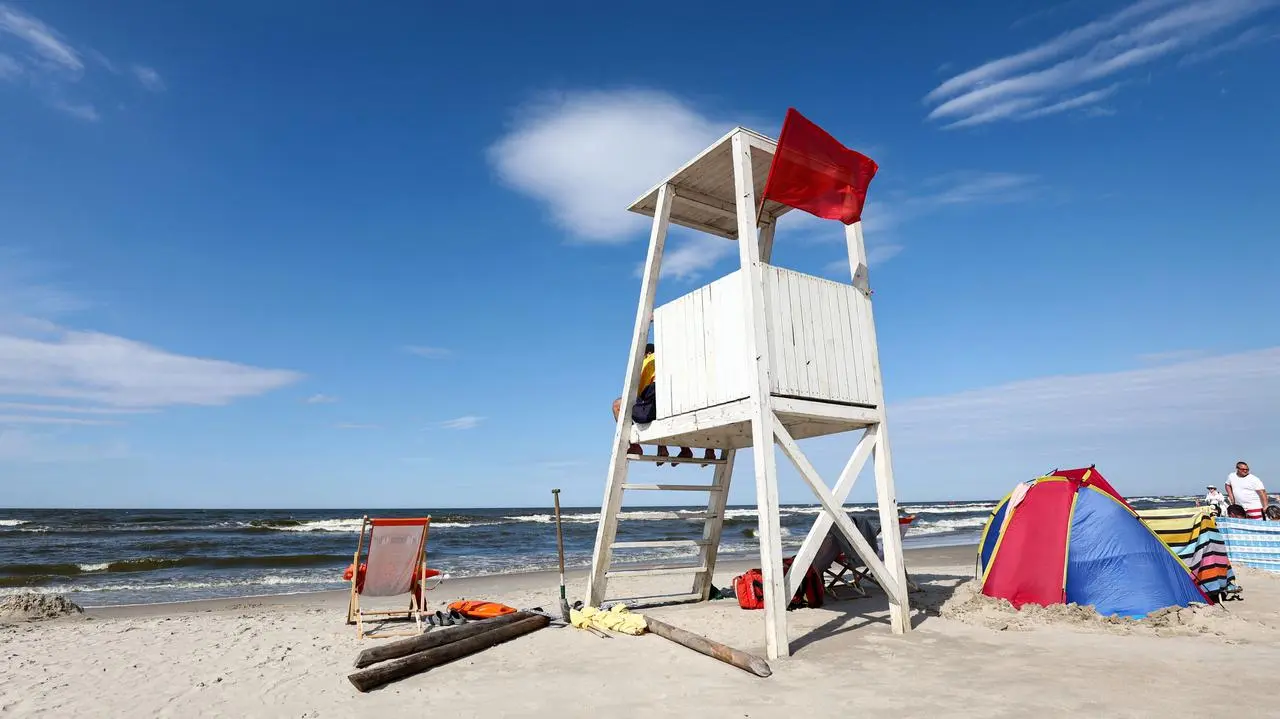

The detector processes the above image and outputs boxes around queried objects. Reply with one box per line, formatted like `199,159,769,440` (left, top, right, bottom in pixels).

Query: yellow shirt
638,353,655,392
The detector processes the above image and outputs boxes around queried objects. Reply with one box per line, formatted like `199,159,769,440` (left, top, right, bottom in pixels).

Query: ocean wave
0,519,28,527
906,517,987,536
0,573,334,597
1,553,350,580
903,503,997,515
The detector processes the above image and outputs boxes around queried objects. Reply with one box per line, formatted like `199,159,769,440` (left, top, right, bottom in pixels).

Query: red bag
732,558,824,611
733,569,765,610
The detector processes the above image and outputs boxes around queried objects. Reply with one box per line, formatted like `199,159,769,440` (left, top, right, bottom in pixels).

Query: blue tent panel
1065,486,1205,618
978,498,1010,576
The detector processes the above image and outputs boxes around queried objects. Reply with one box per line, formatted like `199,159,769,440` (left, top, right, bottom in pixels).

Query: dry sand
3,544,1279,718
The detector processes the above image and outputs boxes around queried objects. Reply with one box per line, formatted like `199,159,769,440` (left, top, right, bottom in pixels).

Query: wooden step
611,539,710,550
625,453,726,465
621,483,722,492
606,563,707,577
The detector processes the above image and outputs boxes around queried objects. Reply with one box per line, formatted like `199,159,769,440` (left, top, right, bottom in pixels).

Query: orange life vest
447,600,518,619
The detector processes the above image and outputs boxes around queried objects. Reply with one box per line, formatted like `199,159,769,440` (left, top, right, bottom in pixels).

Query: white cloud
438,415,484,430
0,4,82,73
131,64,164,91
1136,349,1209,364
487,89,730,242
0,414,117,426
890,346,1280,444
50,99,99,122
0,401,153,415
405,345,452,358
925,0,1277,127
0,5,166,121
305,393,338,404
652,234,735,281
0,328,302,407
1178,23,1280,64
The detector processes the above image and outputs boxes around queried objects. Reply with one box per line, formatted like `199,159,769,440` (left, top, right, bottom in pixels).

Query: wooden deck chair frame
345,515,436,640
823,517,921,598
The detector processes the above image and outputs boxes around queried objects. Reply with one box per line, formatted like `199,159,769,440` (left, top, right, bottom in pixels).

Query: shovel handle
552,489,566,576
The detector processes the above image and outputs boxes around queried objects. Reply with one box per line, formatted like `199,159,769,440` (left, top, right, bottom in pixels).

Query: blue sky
1,0,1278,508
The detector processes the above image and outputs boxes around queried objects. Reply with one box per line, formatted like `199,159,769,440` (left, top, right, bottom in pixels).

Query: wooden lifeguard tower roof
626,127,795,241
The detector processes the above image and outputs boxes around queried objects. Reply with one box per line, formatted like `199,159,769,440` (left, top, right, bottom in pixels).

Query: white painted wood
586,183,674,608
672,186,739,219
846,221,911,635
693,449,736,600
612,540,709,549
771,396,879,424
621,484,722,492
607,564,708,577
772,418,905,609
625,453,727,465
732,131,790,660
781,425,877,599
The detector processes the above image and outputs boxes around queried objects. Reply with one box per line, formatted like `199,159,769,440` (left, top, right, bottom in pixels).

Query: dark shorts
631,384,657,424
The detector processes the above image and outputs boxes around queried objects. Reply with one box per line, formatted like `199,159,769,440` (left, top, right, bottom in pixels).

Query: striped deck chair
819,514,920,597
1136,506,1242,601
1216,517,1280,574
345,516,442,639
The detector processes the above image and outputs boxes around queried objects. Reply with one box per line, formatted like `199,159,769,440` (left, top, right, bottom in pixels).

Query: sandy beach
2,544,1279,718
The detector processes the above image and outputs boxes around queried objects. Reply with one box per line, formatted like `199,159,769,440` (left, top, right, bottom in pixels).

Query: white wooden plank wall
653,265,877,417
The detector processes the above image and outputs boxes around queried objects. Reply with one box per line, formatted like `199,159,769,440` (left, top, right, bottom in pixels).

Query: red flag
761,108,878,224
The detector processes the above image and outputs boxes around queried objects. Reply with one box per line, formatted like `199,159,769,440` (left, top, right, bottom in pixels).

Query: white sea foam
77,563,110,572
905,517,987,536
0,519,28,527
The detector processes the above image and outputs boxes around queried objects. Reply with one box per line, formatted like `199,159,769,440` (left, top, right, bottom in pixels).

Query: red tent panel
982,479,1076,608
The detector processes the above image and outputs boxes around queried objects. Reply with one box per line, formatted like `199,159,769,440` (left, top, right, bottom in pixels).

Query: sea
0,496,1196,607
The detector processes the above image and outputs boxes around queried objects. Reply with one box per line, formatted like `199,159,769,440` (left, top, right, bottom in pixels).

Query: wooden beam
693,448,736,600
671,186,739,219
849,220,912,634
587,183,675,607
772,417,906,609
771,396,879,425
628,398,752,443
621,484,722,492
645,616,772,678
759,220,777,263
732,130,789,660
352,612,534,668
347,615,550,692
781,425,877,600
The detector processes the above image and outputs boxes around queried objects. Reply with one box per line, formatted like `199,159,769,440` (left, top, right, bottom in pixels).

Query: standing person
1203,485,1227,516
1225,461,1268,520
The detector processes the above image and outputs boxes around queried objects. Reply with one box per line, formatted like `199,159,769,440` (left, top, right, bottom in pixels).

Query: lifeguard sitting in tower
611,343,715,466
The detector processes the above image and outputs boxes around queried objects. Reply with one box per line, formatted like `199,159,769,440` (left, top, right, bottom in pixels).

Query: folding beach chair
345,516,442,639
819,514,920,598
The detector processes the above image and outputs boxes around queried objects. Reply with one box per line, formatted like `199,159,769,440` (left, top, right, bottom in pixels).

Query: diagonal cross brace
781,425,877,600
773,419,906,609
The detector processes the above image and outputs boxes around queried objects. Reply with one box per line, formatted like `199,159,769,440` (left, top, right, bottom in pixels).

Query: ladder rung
625,454,726,465
604,592,704,607
606,563,707,577
612,539,709,549
621,484,722,491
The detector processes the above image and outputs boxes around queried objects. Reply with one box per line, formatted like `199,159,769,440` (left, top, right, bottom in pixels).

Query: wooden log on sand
644,616,771,678
353,611,533,668
348,614,550,692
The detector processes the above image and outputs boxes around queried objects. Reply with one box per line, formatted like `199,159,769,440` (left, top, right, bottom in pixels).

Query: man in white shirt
1225,461,1268,519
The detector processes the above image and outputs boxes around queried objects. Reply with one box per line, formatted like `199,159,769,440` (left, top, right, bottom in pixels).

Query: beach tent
977,466,1209,618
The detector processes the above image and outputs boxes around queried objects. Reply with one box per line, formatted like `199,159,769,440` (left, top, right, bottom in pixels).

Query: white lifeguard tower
586,125,912,659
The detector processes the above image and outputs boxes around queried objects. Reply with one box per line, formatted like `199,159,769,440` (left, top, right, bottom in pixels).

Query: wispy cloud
925,0,1278,127
304,393,338,404
1,247,302,427
891,346,1280,444
335,422,378,430
644,234,735,281
1136,348,1209,364
1178,23,1280,64
0,414,118,426
488,89,731,243
438,415,484,430
130,64,164,91
0,4,165,120
405,345,453,359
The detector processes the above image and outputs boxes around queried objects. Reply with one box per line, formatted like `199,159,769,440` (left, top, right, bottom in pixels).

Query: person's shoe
674,447,693,466
656,446,669,466
700,448,717,467
627,443,642,455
